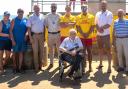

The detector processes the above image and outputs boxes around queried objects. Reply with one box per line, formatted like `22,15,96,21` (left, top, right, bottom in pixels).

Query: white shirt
59,36,83,50
95,10,113,36
45,13,61,32
27,13,45,33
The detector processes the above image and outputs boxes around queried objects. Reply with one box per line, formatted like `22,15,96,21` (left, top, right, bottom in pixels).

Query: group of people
0,0,128,77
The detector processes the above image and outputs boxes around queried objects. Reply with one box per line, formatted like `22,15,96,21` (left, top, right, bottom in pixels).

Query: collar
101,10,108,14
33,13,40,17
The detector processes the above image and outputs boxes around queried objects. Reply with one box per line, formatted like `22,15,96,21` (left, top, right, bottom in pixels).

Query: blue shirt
0,20,10,40
114,19,128,37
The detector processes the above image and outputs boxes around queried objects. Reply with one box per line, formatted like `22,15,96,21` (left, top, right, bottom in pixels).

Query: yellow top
60,14,76,37
76,13,95,38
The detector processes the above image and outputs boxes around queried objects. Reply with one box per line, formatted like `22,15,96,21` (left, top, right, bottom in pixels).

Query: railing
31,0,127,14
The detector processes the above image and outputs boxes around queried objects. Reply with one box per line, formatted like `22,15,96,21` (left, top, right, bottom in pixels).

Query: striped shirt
114,19,128,37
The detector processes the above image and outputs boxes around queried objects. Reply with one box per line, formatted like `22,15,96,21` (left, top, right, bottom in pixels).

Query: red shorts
80,38,92,47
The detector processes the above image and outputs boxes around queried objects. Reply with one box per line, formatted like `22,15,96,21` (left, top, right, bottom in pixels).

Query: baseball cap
4,11,10,16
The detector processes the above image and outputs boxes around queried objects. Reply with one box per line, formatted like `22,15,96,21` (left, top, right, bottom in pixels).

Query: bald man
113,9,128,74
95,0,113,73
27,5,45,73
45,3,61,69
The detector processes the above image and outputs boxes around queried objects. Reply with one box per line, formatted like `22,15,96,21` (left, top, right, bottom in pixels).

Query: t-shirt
60,14,76,37
76,13,95,38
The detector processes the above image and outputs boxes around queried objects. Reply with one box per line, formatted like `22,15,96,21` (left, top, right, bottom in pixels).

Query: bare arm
112,28,116,46
86,25,95,36
9,20,15,41
76,25,84,36
0,22,9,37
27,27,32,42
59,47,71,54
102,24,111,30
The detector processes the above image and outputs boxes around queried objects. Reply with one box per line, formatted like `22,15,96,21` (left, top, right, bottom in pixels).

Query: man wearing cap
95,0,113,73
0,11,11,74
27,5,45,73
76,4,95,73
45,3,61,69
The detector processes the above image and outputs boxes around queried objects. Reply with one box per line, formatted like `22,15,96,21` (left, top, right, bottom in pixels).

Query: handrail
31,0,127,13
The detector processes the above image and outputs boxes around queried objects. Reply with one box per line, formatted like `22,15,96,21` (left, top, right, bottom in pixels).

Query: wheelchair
59,50,84,82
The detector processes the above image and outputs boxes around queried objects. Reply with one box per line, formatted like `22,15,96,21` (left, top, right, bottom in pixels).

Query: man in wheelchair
59,29,84,79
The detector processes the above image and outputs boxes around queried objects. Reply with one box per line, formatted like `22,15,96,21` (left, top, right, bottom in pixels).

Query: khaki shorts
97,35,111,50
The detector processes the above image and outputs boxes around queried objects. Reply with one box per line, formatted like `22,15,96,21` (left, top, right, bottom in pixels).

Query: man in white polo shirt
27,5,45,73
45,3,61,69
95,0,113,73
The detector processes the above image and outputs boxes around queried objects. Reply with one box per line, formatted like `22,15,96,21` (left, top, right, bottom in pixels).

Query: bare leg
3,50,11,66
87,46,92,72
106,49,112,73
0,51,4,73
19,52,23,70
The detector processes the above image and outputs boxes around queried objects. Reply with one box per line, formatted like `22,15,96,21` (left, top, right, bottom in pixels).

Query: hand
71,50,77,56
83,33,89,38
12,40,16,46
98,27,104,33
30,38,34,44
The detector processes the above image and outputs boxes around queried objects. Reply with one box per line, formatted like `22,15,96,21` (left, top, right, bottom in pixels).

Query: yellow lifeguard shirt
60,14,76,37
76,13,95,39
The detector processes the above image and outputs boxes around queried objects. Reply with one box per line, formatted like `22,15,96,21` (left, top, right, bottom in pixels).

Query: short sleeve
26,17,32,28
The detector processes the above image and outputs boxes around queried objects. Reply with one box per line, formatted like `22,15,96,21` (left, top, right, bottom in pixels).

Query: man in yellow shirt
76,4,95,73
59,5,76,42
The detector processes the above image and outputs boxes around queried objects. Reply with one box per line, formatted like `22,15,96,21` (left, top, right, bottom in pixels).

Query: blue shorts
13,42,26,52
0,39,12,51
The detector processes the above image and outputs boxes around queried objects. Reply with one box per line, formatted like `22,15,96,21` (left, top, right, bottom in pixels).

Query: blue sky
0,0,127,15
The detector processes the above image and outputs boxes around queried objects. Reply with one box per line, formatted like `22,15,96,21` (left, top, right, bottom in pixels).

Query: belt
31,32,43,35
116,36,128,38
48,31,60,34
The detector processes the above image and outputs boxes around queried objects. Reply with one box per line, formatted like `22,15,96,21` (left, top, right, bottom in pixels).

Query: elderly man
59,29,83,78
113,9,128,73
76,4,95,72
45,3,61,69
27,5,45,73
95,0,113,73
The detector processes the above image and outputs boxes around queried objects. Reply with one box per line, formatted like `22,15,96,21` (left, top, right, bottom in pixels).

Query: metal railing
31,0,127,14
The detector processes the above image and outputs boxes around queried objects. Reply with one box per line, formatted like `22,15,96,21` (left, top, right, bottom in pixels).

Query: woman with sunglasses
10,9,27,73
